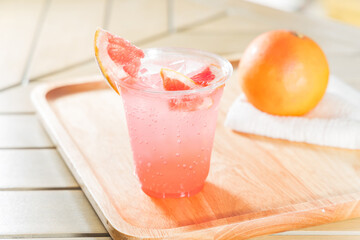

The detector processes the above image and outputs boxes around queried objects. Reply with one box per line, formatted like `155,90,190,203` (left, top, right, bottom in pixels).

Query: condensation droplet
147,162,151,167
163,160,167,164
175,153,180,157
189,165,193,169
183,164,187,168
177,139,181,144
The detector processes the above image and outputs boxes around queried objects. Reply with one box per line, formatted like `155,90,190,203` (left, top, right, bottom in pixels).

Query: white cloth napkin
225,75,360,149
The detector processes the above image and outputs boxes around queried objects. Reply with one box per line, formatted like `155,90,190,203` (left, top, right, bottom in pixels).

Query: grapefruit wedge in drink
190,63,222,86
94,28,233,198
160,68,213,111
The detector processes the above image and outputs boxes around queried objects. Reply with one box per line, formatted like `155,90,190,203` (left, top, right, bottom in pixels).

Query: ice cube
168,59,186,73
184,60,205,75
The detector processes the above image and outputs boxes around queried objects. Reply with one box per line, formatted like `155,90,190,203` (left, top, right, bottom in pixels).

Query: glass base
141,184,204,199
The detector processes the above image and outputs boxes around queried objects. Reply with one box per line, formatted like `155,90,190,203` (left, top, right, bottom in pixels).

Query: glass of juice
116,48,232,198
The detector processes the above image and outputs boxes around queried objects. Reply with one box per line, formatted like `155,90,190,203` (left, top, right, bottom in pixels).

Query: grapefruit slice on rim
160,68,197,91
94,28,144,94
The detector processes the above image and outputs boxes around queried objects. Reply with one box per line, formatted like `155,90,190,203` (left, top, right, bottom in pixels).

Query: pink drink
117,48,232,198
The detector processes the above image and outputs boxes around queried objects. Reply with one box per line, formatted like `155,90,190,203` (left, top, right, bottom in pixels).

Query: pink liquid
118,48,231,198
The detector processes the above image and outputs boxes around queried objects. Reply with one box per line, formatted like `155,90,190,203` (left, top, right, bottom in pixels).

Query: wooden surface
0,0,45,89
0,190,107,236
0,150,78,189
1,0,360,239
32,75,360,239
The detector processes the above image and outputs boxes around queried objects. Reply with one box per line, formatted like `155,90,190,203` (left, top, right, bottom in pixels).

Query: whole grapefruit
238,30,329,116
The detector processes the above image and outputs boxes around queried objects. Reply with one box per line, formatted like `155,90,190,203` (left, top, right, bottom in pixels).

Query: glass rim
115,47,233,96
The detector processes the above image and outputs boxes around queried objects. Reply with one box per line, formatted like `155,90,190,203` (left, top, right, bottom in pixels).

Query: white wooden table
1,0,359,239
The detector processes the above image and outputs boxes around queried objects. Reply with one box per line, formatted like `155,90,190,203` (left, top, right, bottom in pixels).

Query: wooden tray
32,75,360,240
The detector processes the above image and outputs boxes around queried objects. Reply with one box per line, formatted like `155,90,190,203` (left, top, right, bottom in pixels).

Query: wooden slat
0,149,78,189
225,0,360,47
2,239,111,240
0,0,45,89
0,115,53,148
0,190,107,236
138,14,282,55
173,0,226,29
143,13,360,56
29,0,106,79
0,61,100,114
301,0,329,19
1,239,111,240
107,0,167,42
0,84,37,113
240,0,307,12
108,0,225,43
140,28,259,57
34,60,101,82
